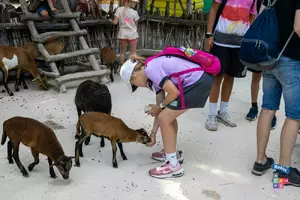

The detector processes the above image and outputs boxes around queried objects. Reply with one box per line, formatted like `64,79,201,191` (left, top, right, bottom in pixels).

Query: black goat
74,80,112,146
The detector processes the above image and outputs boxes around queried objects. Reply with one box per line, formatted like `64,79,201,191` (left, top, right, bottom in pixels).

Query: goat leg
111,140,118,168
28,149,39,171
7,140,14,164
84,136,91,145
110,64,114,82
12,142,29,177
14,67,22,92
117,141,127,160
75,107,81,139
20,71,28,89
1,70,13,96
100,136,105,147
47,157,56,178
75,134,89,167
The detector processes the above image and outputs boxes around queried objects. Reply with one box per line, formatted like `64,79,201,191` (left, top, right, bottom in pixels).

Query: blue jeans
262,56,300,120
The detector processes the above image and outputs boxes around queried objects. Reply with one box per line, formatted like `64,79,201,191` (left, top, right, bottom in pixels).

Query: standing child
110,0,140,66
119,52,215,178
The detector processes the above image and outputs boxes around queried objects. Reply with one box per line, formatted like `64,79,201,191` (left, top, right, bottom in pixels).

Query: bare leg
209,74,223,103
256,109,276,162
119,40,127,65
129,40,137,57
279,118,300,167
220,74,234,102
158,108,186,154
251,72,262,104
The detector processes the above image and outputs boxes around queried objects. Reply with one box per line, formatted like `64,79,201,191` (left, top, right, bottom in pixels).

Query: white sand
0,74,299,200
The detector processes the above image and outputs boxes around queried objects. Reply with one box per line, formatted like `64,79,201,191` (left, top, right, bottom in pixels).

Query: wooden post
173,0,177,18
187,0,192,15
165,1,170,17
150,0,155,15
142,0,148,15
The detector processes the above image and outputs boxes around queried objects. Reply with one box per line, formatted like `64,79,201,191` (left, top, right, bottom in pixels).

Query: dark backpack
240,0,295,71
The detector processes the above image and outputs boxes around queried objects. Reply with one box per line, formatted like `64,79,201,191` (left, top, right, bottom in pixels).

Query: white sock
220,101,228,114
166,152,177,168
209,103,218,116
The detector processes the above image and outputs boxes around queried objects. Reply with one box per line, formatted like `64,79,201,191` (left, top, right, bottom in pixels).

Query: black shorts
247,68,262,73
167,72,213,110
210,44,247,78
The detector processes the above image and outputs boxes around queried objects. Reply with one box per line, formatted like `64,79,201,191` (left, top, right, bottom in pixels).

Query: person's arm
294,0,300,37
111,16,119,25
152,91,165,134
160,80,180,107
206,1,221,34
47,0,56,11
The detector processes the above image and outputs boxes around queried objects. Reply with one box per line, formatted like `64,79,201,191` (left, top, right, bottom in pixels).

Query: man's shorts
210,44,247,78
167,72,213,110
262,55,300,120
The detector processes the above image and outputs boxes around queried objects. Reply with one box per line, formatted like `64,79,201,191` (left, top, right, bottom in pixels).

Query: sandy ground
0,74,299,200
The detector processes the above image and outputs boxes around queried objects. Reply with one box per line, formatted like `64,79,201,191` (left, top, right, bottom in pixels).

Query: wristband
205,32,213,38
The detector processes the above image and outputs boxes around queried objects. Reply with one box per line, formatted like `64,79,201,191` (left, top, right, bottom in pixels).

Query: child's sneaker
274,167,300,187
205,115,218,131
152,150,184,164
246,107,258,121
149,161,184,179
251,157,274,176
217,111,237,127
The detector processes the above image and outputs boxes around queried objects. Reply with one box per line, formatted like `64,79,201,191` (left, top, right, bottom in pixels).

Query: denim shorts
262,56,300,120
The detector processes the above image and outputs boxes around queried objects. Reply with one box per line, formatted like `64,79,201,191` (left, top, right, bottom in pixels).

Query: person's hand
205,37,214,52
51,7,57,12
130,55,138,62
148,104,162,117
146,131,156,147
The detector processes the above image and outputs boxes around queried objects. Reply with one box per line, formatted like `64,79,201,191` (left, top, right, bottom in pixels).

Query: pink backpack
145,47,221,109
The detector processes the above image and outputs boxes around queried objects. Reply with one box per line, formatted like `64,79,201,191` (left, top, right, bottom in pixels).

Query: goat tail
1,125,7,145
75,119,81,138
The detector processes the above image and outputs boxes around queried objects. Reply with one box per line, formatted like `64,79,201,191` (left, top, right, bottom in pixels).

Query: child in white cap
120,55,213,178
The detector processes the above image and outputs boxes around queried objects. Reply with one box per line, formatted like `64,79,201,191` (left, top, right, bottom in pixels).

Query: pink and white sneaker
152,149,184,164
149,161,184,179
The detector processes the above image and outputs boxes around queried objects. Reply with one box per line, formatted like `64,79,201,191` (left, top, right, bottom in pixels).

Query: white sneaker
205,115,218,131
217,111,237,127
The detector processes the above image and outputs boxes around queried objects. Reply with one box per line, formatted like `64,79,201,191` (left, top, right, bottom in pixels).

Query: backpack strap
169,67,204,109
213,0,228,33
276,31,295,61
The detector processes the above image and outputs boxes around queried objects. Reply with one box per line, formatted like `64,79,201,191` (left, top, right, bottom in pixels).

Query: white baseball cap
120,59,139,92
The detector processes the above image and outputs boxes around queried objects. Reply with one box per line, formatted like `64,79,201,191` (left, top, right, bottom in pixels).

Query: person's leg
252,70,281,176
205,45,229,131
246,71,262,121
275,56,300,186
149,108,186,178
119,39,127,65
217,48,246,127
129,39,137,57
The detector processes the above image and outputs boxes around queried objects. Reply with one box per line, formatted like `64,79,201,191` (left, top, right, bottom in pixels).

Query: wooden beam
33,30,88,42
20,12,81,21
165,1,170,17
187,0,192,15
174,0,177,17
45,48,100,62
55,69,110,84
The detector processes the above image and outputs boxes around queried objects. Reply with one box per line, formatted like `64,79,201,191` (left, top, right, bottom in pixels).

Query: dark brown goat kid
100,47,119,82
75,112,151,168
1,117,74,179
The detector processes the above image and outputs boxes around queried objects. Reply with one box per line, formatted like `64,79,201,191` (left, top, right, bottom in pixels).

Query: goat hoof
15,88,20,92
79,152,83,157
22,172,29,177
8,160,14,164
100,141,105,147
50,173,56,179
84,140,90,145
74,135,80,140
113,163,118,168
28,164,34,171
122,156,128,160
75,162,80,167
24,85,28,89
9,92,14,96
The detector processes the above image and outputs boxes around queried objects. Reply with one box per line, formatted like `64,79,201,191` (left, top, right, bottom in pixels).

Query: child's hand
146,132,156,147
148,104,162,117
51,7,57,12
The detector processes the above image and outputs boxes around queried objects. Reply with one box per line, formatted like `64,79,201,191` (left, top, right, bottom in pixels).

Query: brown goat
100,47,119,82
1,116,74,179
22,37,65,59
0,46,48,96
75,112,151,168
